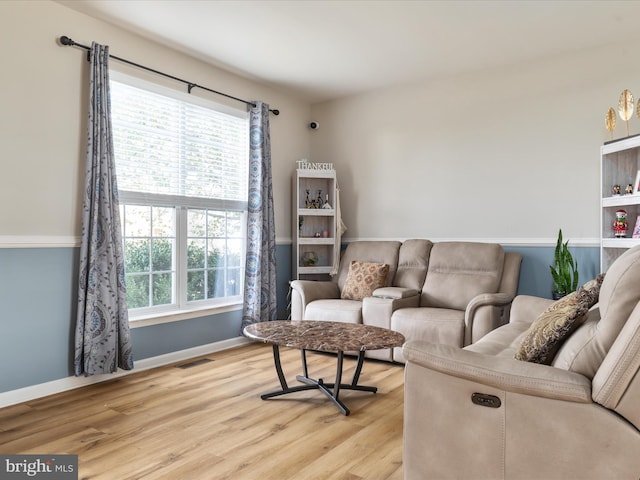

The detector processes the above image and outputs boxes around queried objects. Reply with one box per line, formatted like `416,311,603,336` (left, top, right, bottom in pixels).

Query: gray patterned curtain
242,101,277,328
74,42,134,375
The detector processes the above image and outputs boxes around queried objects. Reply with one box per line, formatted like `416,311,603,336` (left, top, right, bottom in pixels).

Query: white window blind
109,74,248,318
110,80,248,204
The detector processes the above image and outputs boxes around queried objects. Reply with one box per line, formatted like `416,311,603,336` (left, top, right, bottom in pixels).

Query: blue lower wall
0,249,79,392
0,248,247,393
504,245,599,297
0,243,599,394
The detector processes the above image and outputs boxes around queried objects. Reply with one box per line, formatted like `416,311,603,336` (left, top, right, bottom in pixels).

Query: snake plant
550,229,579,297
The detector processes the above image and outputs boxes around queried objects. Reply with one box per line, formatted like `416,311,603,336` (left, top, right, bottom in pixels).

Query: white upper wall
0,1,310,245
310,40,640,244
3,1,640,247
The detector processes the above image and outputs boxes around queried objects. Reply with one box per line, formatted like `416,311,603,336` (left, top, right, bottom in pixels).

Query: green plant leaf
550,229,579,295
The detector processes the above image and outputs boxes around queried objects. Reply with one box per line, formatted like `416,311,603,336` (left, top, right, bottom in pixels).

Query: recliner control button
471,392,501,408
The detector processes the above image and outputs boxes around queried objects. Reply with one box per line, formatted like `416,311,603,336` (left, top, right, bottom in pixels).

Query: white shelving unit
601,135,640,271
292,164,338,280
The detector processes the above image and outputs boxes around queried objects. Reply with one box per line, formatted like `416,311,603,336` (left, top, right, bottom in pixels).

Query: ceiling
57,0,640,104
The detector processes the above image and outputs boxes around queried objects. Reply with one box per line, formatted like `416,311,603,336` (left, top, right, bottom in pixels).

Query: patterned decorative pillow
514,285,597,365
341,261,389,301
581,273,605,306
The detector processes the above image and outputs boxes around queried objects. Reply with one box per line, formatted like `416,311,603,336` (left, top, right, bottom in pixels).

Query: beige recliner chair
402,245,640,479
290,240,428,324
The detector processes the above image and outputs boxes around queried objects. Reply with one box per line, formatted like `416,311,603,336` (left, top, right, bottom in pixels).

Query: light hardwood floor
0,343,405,479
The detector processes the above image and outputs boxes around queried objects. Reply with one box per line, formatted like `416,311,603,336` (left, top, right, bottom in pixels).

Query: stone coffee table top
243,320,405,353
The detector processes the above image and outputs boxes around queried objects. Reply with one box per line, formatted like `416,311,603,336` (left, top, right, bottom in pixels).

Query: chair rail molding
334,237,600,248
0,236,81,248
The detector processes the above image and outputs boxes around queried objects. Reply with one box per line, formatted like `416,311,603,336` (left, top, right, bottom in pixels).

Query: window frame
110,71,249,325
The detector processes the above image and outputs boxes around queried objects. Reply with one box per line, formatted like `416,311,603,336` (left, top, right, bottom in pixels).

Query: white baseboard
0,336,253,408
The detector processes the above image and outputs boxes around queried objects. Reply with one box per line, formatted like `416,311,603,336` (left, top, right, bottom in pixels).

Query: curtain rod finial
59,35,74,46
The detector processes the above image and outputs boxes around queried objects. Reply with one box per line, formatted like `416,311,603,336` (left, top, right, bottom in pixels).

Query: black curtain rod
58,35,279,115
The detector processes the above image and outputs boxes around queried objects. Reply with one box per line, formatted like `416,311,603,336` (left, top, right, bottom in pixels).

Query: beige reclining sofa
402,244,640,479
290,239,522,362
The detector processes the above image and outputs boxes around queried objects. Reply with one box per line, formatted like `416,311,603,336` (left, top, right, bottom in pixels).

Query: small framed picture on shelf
633,215,640,239
634,171,640,195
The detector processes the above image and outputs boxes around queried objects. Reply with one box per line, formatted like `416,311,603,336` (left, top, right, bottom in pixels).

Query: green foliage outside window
125,239,173,309
124,238,240,309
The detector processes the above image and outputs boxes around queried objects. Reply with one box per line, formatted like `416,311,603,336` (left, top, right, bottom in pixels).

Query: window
110,73,249,319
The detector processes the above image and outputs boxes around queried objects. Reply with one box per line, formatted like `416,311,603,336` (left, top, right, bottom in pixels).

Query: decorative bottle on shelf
322,193,332,209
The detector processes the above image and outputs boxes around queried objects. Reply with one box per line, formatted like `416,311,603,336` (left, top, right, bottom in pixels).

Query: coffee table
243,320,405,416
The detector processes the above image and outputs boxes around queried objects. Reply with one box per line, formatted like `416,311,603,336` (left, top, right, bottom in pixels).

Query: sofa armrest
290,279,339,301
467,292,513,311
464,292,514,344
464,293,557,345
363,294,420,329
508,295,555,325
403,341,592,403
290,280,340,320
372,286,419,299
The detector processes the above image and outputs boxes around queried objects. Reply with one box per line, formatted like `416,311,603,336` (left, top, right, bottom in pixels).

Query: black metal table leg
260,345,318,400
301,349,309,378
273,344,287,390
333,351,344,400
351,350,365,386
261,347,378,415
296,350,350,415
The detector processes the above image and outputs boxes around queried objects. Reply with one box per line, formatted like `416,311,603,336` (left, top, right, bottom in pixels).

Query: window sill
129,302,243,328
